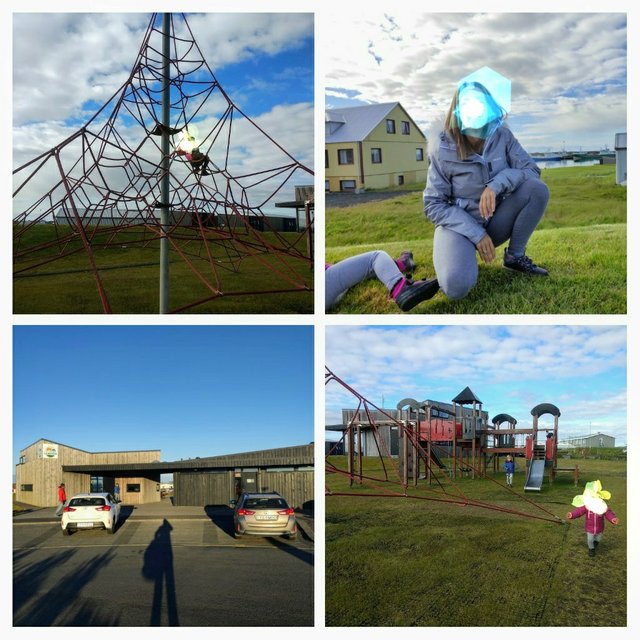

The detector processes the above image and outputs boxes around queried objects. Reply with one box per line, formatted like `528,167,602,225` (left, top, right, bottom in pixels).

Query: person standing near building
504,456,515,488
114,483,121,503
55,482,66,517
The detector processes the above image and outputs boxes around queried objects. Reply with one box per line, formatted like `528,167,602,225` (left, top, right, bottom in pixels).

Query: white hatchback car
61,492,121,535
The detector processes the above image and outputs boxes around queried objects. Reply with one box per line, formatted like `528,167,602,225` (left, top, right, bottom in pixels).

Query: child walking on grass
503,455,515,487
566,480,619,557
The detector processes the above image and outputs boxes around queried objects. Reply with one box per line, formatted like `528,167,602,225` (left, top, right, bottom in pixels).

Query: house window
325,149,329,169
371,148,382,164
19,455,26,464
126,483,141,493
398,175,404,185
416,148,424,161
338,148,354,165
340,180,356,191
402,121,410,135
386,119,396,134
325,180,330,191
20,484,33,492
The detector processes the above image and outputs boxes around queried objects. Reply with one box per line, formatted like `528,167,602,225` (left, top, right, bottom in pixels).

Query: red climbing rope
13,13,313,313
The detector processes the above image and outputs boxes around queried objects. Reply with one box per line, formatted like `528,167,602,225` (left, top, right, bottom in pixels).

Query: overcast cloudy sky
324,12,627,152
12,12,313,214
326,325,627,445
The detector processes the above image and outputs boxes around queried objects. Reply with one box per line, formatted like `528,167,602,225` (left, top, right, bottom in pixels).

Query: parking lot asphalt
13,501,314,626
13,500,315,541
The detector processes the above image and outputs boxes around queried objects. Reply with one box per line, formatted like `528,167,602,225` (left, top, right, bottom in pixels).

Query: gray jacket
423,126,541,245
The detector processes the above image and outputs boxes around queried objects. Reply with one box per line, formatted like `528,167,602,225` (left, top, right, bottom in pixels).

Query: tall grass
13,227,313,314
326,165,626,314
325,456,626,626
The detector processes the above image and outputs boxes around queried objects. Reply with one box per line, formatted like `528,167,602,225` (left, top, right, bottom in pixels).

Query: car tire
62,527,71,536
234,531,244,539
287,532,298,541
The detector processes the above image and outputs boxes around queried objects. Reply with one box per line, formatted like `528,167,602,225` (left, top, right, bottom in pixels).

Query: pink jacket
569,505,617,534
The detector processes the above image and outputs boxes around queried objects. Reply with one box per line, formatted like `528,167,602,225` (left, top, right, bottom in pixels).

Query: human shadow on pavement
141,518,180,626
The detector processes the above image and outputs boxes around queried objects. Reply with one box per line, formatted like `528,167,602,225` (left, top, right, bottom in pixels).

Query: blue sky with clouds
326,325,627,445
324,12,627,152
12,12,314,215
13,326,314,467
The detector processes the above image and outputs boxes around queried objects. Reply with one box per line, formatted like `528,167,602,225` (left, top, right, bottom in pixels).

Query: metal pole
159,13,171,313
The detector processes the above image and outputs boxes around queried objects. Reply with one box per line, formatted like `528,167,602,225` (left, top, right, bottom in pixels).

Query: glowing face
176,126,199,153
455,85,503,139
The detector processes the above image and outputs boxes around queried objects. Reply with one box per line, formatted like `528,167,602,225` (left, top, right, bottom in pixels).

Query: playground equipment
13,13,313,314
325,368,564,525
330,378,579,493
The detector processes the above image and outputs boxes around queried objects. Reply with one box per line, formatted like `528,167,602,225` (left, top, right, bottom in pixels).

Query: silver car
231,492,297,539
61,492,121,535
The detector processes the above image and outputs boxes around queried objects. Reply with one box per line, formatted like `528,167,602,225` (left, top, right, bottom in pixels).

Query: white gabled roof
326,102,410,143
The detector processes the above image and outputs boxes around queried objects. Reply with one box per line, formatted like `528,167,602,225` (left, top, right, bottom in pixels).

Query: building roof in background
326,102,425,143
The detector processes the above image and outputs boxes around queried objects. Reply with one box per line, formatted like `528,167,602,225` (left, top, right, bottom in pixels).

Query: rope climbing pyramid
13,13,314,314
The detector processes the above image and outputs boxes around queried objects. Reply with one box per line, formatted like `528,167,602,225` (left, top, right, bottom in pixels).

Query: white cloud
13,13,313,217
324,12,626,150
326,326,627,443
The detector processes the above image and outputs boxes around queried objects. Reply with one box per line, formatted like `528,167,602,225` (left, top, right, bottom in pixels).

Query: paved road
14,517,314,626
326,189,419,209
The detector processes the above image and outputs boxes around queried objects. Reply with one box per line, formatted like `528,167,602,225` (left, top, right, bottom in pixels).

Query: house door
240,471,258,493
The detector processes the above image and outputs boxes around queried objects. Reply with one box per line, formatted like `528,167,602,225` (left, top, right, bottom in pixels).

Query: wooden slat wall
174,471,234,506
257,470,314,510
92,450,161,464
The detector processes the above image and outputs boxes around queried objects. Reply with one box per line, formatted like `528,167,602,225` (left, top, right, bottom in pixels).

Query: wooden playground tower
343,386,578,490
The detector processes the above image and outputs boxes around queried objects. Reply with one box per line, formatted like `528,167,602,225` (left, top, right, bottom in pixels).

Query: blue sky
324,12,627,152
13,326,314,466
326,325,627,445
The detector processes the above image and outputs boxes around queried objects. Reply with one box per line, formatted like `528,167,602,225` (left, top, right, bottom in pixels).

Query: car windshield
69,497,106,507
244,497,288,509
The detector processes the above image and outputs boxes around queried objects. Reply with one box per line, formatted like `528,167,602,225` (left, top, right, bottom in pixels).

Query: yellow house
325,102,427,192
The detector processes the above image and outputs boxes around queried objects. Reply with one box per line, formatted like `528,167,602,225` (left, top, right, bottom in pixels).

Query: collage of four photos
8,5,632,633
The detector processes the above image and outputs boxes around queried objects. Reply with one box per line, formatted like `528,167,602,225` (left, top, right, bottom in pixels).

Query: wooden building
15,439,314,510
15,439,162,507
172,444,314,510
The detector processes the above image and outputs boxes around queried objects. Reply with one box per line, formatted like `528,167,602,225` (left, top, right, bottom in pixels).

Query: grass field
325,456,626,626
13,226,313,314
326,164,626,314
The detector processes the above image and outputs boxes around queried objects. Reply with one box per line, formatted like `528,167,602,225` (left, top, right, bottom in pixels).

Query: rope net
13,13,314,314
325,367,563,524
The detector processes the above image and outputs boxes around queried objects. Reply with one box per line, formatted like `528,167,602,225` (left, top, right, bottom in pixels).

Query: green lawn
325,456,626,626
326,165,626,314
13,226,313,314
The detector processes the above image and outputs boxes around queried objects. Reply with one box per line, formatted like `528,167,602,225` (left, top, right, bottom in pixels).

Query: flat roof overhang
63,444,314,474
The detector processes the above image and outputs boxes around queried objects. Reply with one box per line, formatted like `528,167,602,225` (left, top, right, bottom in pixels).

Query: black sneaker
588,548,596,557
394,278,439,312
503,249,548,276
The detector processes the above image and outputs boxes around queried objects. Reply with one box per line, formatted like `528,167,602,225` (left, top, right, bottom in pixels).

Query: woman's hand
479,186,496,219
476,234,496,264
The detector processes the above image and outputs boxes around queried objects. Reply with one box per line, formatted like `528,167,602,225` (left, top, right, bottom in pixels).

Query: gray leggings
587,532,603,549
433,178,550,300
325,250,403,310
